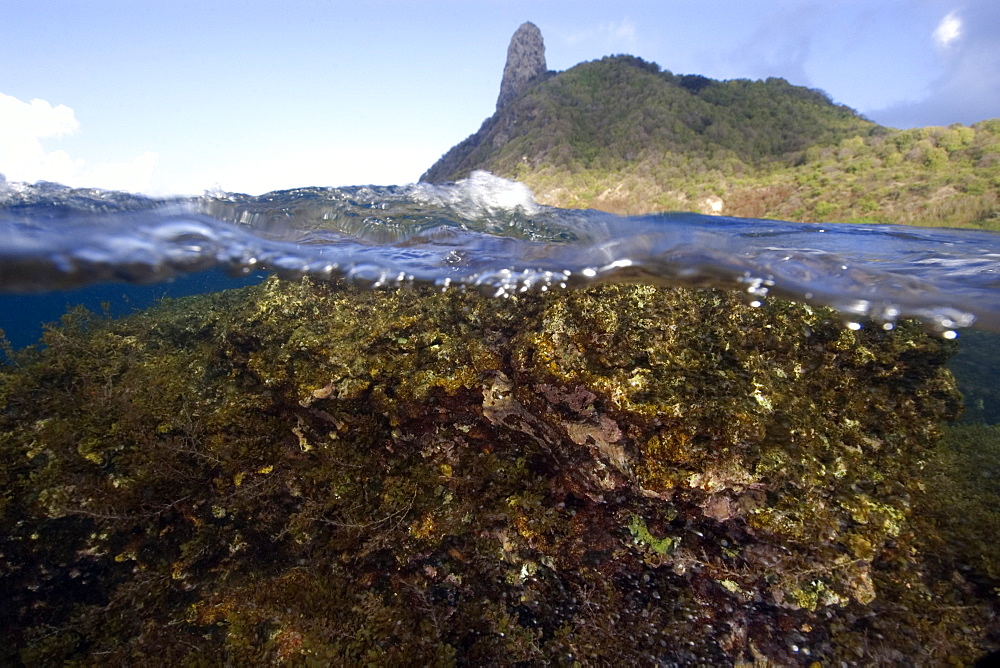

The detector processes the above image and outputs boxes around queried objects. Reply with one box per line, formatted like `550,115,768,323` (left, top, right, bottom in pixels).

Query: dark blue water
3,171,1000,349
0,269,264,350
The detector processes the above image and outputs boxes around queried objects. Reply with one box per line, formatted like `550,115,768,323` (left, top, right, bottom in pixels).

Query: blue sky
1,0,998,195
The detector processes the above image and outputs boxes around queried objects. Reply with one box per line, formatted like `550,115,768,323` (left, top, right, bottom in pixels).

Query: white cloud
0,93,82,184
88,151,160,194
0,92,158,192
602,18,638,45
0,93,79,140
933,11,963,49
561,18,640,53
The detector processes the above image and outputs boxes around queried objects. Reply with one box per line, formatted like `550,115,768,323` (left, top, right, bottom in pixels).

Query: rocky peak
496,22,546,111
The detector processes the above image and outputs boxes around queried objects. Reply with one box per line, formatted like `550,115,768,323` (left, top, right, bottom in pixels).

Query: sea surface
1,170,999,416
4,171,1000,334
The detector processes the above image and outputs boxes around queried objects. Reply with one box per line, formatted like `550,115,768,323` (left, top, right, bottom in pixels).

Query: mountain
423,54,876,183
423,32,1000,230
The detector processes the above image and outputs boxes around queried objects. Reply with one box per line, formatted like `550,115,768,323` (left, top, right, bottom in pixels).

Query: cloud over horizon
0,93,81,184
0,92,158,193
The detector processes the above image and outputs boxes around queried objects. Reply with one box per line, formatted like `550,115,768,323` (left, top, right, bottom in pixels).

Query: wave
2,171,1000,336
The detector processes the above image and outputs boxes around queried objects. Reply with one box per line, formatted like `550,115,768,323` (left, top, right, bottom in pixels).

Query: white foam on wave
408,171,541,219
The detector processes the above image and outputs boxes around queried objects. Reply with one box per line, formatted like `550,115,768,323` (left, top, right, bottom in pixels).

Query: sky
1,0,998,196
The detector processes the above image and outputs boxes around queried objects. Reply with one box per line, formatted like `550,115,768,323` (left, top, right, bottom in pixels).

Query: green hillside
423,56,1000,230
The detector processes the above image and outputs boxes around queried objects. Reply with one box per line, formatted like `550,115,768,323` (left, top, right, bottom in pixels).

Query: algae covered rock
0,276,990,664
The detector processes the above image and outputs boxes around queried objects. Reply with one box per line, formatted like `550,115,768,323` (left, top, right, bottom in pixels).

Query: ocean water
3,171,1000,336
1,170,999,417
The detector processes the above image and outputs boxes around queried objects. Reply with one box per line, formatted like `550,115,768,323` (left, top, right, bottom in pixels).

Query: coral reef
0,277,995,664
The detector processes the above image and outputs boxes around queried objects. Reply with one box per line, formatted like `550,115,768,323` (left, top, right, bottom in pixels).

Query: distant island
423,23,1000,231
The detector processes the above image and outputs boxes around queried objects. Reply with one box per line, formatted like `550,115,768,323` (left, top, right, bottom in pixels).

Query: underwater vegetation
0,277,997,664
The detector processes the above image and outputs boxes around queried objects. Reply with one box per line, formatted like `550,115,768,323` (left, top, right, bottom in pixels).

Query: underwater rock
0,277,994,664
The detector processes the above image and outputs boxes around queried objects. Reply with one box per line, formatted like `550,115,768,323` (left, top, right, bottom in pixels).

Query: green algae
627,513,678,557
0,276,995,664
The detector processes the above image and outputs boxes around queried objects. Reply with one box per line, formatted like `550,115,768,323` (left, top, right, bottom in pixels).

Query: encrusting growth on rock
0,277,996,663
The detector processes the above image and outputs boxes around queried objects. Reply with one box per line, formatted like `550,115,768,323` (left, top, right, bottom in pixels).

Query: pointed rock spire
496,22,546,111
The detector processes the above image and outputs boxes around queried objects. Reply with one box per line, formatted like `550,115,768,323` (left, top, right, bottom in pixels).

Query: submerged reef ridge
1,277,995,663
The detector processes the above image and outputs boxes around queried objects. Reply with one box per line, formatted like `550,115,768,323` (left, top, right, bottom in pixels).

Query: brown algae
0,276,996,664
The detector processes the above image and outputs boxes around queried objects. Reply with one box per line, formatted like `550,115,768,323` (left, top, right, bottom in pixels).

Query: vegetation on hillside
423,55,877,181
518,119,1000,230
424,56,1000,230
